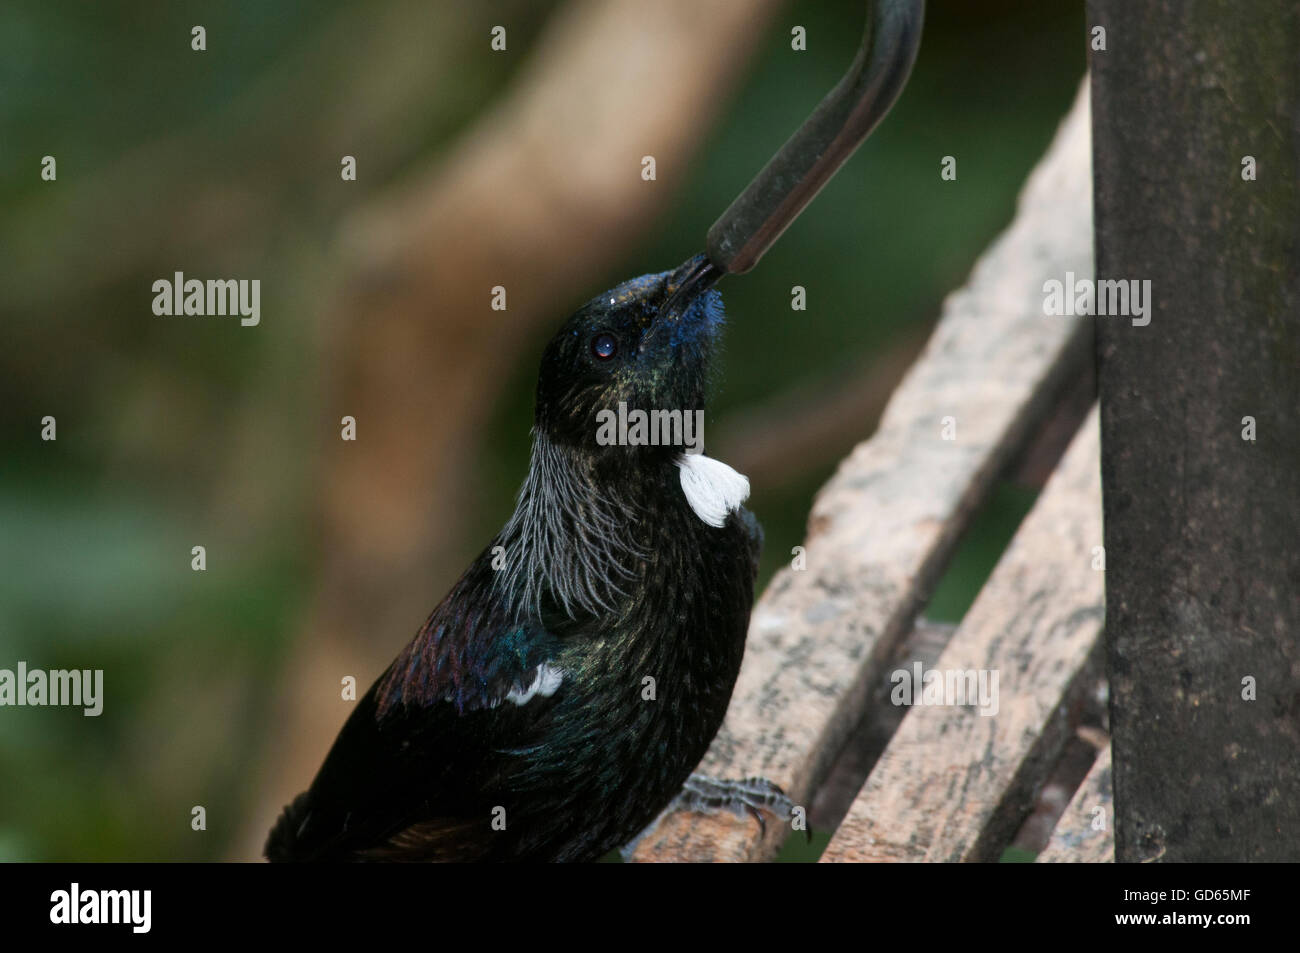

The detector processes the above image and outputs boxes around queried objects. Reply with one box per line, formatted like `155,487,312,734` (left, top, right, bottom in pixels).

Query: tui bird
267,0,924,863
266,255,785,862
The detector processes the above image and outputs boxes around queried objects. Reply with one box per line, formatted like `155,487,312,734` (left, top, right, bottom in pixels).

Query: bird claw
618,774,799,861
672,773,796,830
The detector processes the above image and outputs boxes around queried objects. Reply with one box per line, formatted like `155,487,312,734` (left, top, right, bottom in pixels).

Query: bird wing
266,575,566,862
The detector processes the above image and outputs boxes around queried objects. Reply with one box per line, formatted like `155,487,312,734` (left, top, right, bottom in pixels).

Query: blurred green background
0,0,1083,861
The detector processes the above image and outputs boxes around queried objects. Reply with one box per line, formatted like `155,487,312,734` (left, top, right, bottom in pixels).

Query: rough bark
1090,0,1300,861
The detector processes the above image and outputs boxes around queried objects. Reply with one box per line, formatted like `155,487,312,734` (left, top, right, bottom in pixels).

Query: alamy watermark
890,662,999,717
1043,271,1152,326
152,271,260,326
595,401,703,454
50,883,150,933
0,662,103,716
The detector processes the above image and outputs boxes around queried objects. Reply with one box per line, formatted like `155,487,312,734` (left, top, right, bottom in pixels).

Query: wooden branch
631,82,1095,862
821,409,1103,862
1037,745,1114,863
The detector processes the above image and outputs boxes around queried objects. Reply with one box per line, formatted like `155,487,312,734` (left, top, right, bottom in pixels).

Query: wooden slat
1037,745,1114,863
632,83,1094,862
821,409,1103,862
810,619,955,827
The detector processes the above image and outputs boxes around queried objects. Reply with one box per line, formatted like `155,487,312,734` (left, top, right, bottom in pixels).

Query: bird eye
591,333,618,360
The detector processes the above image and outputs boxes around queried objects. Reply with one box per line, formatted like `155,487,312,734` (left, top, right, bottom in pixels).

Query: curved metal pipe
705,0,925,276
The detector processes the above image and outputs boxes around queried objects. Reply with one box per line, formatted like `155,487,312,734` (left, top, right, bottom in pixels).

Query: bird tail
264,791,314,862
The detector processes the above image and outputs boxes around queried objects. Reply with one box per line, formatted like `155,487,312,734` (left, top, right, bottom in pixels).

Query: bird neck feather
494,432,648,620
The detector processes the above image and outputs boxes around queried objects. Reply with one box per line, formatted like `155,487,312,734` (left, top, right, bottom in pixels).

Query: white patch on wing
506,663,564,706
676,453,749,528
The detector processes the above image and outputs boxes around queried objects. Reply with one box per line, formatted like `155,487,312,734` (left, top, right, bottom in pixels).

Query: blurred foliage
0,0,1082,860
1001,845,1039,862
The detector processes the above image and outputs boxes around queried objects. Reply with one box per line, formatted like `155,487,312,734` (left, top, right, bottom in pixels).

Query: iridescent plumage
267,260,760,862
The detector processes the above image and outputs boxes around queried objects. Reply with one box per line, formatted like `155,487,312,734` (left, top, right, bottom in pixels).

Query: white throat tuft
676,453,749,528
505,663,564,706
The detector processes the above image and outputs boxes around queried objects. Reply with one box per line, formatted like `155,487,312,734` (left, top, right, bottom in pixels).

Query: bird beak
658,254,722,321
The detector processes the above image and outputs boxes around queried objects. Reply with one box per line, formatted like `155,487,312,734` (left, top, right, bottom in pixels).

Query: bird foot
619,773,796,861
673,773,795,831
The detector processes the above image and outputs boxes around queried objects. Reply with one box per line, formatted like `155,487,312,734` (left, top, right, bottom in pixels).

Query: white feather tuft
676,454,750,528
506,663,564,706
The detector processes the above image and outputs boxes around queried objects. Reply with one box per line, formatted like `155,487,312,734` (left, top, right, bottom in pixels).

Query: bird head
534,254,723,459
